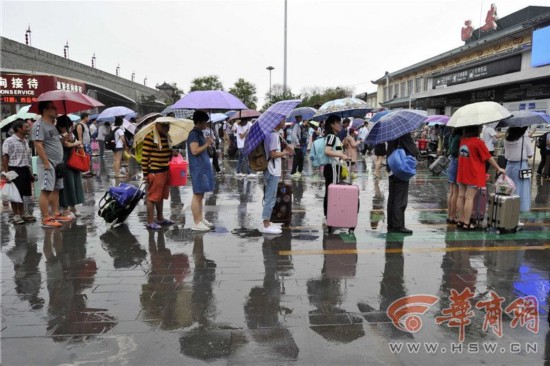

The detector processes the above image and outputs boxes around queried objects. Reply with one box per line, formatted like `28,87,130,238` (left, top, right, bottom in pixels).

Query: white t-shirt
236,122,251,149
97,124,110,141
264,131,281,176
482,126,497,151
115,128,125,149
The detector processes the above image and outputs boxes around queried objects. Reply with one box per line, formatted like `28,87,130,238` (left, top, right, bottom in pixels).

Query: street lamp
116,64,120,76
131,72,135,82
283,0,287,93
91,53,96,68
63,41,69,59
25,26,31,46
144,77,147,86
266,66,275,99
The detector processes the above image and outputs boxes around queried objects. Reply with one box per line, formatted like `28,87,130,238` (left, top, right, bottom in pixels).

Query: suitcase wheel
327,226,334,234
349,228,355,234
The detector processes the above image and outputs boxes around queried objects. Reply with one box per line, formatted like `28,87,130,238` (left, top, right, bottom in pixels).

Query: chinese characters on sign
460,3,499,41
387,291,540,342
0,74,86,104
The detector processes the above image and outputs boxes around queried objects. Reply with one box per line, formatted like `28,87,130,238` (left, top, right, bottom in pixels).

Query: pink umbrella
228,109,261,121
28,90,104,114
425,115,450,126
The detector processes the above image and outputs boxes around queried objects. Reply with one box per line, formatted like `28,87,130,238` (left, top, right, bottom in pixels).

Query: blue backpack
310,137,330,167
387,148,417,181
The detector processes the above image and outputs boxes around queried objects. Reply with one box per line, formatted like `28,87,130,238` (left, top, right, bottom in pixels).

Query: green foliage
262,84,300,111
229,78,258,110
300,86,354,108
189,75,224,92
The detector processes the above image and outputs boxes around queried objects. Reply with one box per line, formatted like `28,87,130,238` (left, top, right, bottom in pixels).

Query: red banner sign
0,74,86,105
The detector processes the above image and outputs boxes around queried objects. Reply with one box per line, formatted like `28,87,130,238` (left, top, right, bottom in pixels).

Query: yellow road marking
279,244,550,256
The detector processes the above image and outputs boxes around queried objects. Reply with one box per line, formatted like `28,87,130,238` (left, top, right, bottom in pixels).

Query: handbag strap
520,136,524,169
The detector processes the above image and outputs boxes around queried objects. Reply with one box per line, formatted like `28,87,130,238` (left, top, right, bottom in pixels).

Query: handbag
518,137,532,179
67,148,90,172
387,148,416,181
54,162,67,178
207,146,215,158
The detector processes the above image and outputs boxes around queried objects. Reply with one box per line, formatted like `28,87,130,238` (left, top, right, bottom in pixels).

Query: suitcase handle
331,159,352,184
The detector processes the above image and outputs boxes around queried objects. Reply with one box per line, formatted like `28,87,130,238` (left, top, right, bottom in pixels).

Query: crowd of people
2,101,549,237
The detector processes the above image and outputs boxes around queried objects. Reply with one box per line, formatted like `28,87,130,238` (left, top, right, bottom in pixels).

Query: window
407,80,413,96
400,82,406,98
415,78,422,93
423,77,429,91
384,86,389,102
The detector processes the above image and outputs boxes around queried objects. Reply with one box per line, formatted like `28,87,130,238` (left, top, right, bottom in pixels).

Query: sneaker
13,215,25,225
247,173,257,178
291,172,301,178
70,210,81,217
22,213,37,222
42,217,62,228
517,222,525,227
191,221,211,231
53,213,74,222
259,225,282,235
63,211,76,219
236,173,245,177
202,218,215,228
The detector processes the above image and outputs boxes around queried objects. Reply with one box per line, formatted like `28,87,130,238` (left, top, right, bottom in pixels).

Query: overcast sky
2,0,548,107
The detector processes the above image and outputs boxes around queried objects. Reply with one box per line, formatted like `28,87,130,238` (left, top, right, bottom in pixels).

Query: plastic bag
1,171,19,182
340,164,349,180
1,182,22,203
170,153,184,164
495,174,516,195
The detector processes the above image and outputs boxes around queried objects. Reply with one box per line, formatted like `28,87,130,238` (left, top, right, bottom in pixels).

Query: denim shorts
447,157,458,184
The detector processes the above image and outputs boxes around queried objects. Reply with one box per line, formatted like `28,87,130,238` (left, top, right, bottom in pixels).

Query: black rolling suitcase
270,170,292,225
98,182,145,227
429,156,450,176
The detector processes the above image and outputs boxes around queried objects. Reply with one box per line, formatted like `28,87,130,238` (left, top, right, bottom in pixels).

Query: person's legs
212,149,221,173
462,187,478,227
192,193,204,224
297,149,304,173
236,148,244,174
113,151,122,176
147,200,156,225
387,176,395,230
448,183,459,221
291,148,300,174
50,189,61,215
11,202,24,216
323,164,333,217
262,171,280,227
39,191,51,219
374,156,383,178
390,178,409,230
536,150,545,175
457,184,467,225
99,140,105,158
544,153,550,177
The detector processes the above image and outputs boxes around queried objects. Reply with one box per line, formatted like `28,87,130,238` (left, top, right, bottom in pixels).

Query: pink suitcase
327,163,359,233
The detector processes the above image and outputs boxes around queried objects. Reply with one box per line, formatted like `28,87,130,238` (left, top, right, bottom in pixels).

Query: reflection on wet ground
1,153,549,365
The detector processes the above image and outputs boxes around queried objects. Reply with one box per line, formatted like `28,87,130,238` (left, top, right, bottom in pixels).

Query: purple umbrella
352,118,365,129
172,90,248,110
425,115,450,126
243,99,302,156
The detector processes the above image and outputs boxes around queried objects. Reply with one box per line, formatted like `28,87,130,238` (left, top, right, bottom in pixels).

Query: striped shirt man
140,131,172,176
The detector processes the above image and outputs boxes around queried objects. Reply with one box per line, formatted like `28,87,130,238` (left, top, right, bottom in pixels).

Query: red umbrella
28,90,104,114
228,109,261,121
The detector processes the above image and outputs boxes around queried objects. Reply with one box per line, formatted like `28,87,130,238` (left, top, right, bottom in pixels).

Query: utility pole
283,0,287,94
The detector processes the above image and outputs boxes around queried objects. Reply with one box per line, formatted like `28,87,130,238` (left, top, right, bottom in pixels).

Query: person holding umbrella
187,111,216,231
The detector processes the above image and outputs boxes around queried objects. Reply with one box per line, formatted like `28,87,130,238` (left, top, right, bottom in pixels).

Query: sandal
456,221,465,229
146,222,162,230
156,219,175,226
461,222,476,230
446,218,457,224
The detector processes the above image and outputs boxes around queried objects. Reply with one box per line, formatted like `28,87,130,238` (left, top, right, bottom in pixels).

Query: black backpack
105,127,119,150
218,123,225,138
537,132,548,150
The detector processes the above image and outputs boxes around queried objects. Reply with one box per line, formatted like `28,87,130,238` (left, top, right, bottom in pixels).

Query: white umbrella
447,101,511,128
133,117,194,148
122,119,136,134
0,105,38,129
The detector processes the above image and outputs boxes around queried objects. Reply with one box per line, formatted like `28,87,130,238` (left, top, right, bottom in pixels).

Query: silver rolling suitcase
487,193,520,234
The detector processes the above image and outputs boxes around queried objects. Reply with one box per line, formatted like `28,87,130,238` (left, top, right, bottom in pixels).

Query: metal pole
266,66,274,99
283,0,287,94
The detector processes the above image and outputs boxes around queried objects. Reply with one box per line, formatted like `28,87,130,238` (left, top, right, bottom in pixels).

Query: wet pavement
1,153,549,365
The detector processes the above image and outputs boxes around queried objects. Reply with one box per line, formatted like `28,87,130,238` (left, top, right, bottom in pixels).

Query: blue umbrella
496,111,550,128
313,97,372,121
67,114,81,122
365,110,428,145
97,106,135,121
209,113,228,123
172,90,247,110
286,107,317,122
243,99,302,156
369,109,392,123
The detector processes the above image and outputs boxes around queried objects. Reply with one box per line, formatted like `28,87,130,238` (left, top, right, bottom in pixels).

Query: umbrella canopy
313,98,372,121
172,90,248,110
97,106,135,121
496,111,550,128
67,114,81,122
425,115,450,126
370,109,392,123
365,109,428,145
135,112,163,130
0,105,39,129
133,117,194,148
447,101,511,128
122,119,136,135
351,118,365,129
227,109,261,121
161,105,195,119
28,90,104,114
209,113,229,123
242,99,301,156
286,106,317,122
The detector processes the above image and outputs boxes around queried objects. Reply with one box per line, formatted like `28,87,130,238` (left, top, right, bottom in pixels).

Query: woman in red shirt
456,125,505,229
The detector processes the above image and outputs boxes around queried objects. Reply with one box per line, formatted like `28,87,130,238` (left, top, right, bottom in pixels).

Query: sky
2,0,549,108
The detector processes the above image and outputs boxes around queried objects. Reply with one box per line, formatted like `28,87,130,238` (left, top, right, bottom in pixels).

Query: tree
261,84,300,111
229,78,258,110
189,75,224,92
300,86,354,108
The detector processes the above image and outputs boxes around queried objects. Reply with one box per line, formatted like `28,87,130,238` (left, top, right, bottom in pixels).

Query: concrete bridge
0,37,166,114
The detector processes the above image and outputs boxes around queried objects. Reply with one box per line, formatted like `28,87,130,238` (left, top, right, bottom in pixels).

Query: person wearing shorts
30,101,72,228
187,111,215,231
446,128,462,224
456,125,505,230
1,120,36,224
141,121,174,230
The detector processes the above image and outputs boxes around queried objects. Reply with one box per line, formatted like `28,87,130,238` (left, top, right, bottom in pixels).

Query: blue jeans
237,148,251,174
262,170,280,221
